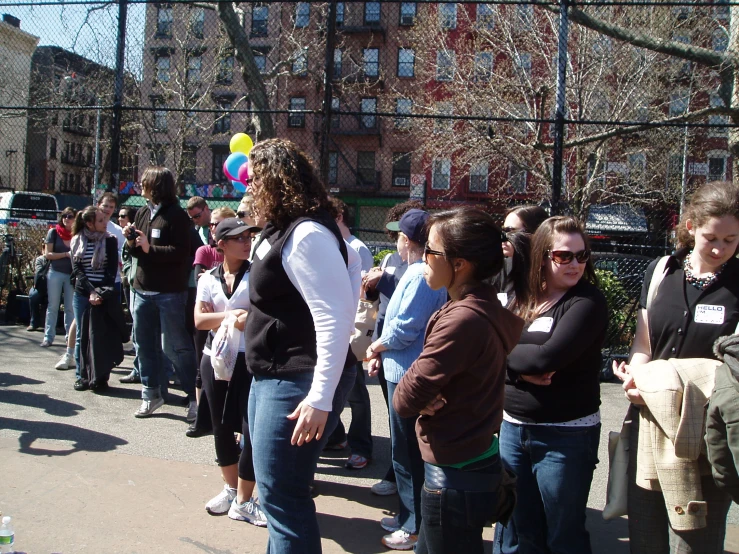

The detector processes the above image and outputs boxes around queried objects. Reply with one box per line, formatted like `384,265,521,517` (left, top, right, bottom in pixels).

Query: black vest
245,209,357,376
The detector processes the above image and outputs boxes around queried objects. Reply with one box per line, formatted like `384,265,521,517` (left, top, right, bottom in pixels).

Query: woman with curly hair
244,138,358,553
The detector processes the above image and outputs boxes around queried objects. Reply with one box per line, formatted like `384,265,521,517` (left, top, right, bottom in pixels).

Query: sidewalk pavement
0,325,738,553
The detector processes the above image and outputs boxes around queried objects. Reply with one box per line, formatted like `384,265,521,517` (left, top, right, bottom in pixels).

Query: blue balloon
224,152,248,181
232,180,246,192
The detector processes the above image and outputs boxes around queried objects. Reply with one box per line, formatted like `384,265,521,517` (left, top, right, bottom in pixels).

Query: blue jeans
494,421,601,554
249,366,356,554
327,361,373,457
132,291,196,401
44,268,73,343
28,287,44,328
387,380,424,535
73,292,89,380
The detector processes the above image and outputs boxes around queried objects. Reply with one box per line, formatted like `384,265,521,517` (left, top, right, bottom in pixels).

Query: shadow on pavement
0,389,84,416
0,416,127,456
0,372,44,387
586,508,629,553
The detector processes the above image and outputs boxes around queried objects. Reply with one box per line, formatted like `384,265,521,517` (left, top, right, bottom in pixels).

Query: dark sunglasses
244,177,254,186
236,210,250,219
548,249,590,264
423,243,446,258
502,226,522,233
189,210,205,221
62,214,75,220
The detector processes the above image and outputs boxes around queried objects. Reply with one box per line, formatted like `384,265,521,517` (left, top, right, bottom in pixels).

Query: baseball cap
214,218,261,242
386,209,429,245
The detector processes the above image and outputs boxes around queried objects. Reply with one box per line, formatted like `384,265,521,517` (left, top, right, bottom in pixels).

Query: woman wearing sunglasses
494,216,608,554
42,208,76,356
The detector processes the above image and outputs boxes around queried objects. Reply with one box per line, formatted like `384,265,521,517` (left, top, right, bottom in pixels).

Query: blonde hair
211,207,236,221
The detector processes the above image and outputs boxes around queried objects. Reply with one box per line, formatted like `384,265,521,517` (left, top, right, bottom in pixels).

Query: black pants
200,351,254,481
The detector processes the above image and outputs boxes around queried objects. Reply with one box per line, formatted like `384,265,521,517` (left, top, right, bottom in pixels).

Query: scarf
70,228,108,270
55,223,72,241
714,334,739,379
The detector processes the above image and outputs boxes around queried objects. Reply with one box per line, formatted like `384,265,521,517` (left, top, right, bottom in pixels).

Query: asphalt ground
0,324,737,553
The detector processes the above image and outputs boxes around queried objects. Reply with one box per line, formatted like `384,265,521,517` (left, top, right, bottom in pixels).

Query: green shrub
595,268,637,351
373,249,394,267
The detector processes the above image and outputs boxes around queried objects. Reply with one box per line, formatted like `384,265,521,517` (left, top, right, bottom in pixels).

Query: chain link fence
0,0,736,351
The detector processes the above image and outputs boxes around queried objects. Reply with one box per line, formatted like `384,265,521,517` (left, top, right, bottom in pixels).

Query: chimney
2,14,21,28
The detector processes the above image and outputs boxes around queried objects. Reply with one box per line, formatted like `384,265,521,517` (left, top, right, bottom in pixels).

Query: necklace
683,252,726,290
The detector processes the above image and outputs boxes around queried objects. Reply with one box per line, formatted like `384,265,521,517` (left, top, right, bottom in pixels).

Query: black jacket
72,236,118,297
79,286,129,385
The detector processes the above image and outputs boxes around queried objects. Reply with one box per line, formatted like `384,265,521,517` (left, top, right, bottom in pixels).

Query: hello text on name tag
255,238,271,260
694,304,725,325
528,317,554,333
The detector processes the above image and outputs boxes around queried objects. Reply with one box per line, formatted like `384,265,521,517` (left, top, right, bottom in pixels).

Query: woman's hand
420,394,447,416
362,267,383,291
287,400,329,446
367,357,382,377
622,373,645,405
200,302,214,314
134,230,150,254
233,311,248,331
519,372,556,386
89,292,103,306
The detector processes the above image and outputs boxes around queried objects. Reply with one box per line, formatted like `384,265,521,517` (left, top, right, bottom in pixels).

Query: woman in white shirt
195,217,266,526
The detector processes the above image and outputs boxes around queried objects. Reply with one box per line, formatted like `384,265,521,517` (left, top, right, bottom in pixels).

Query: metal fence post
319,1,338,185
109,0,127,193
551,0,569,216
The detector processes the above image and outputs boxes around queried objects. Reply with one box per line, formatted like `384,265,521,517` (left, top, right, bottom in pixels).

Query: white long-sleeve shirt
282,220,359,411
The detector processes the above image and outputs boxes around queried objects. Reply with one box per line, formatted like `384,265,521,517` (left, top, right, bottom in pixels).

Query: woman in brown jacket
393,207,524,554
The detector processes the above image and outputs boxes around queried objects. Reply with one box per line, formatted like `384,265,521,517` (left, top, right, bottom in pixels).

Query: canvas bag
211,313,240,381
350,296,378,360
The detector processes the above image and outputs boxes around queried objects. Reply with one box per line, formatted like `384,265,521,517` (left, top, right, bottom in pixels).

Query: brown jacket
393,284,524,465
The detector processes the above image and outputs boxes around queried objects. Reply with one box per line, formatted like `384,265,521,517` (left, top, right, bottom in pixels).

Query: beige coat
630,357,721,531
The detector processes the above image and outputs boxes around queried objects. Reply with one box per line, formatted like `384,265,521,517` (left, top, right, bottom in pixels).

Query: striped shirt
81,240,107,285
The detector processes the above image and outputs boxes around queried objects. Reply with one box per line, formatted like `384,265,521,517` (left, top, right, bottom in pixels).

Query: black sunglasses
502,226,522,233
423,243,446,258
62,214,75,220
236,210,250,219
548,249,590,264
189,210,205,221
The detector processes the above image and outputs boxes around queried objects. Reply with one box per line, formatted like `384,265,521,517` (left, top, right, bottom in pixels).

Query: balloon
224,152,248,181
237,162,250,185
232,180,246,193
230,133,254,155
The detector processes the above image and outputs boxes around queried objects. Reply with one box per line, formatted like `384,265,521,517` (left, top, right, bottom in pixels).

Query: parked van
0,191,58,235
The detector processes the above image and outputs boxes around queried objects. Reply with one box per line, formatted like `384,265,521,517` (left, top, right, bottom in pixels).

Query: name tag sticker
151,228,161,239
255,239,271,260
528,317,554,333
497,292,509,306
386,266,396,275
694,304,725,325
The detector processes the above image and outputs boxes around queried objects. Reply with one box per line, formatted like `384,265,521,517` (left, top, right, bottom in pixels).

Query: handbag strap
646,255,670,312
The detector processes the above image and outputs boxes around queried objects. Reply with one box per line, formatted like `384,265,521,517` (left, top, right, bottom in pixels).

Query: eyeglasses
62,214,75,220
225,234,251,243
209,221,218,228
547,249,590,264
236,210,251,219
189,210,205,221
423,243,446,258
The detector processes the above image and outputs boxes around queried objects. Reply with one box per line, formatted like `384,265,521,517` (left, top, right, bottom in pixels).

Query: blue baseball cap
386,209,429,245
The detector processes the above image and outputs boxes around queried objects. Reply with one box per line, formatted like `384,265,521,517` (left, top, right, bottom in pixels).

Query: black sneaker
74,379,89,391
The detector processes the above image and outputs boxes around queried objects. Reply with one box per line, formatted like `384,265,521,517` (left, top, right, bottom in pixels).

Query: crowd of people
25,137,739,554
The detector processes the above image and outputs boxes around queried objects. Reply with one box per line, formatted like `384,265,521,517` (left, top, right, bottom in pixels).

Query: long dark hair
506,204,548,233
677,181,739,251
518,216,597,322
427,207,505,289
141,167,177,206
497,230,533,310
73,206,98,235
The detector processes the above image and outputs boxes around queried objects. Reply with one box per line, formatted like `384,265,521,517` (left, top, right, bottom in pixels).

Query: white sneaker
54,352,75,370
228,497,268,527
381,530,418,551
205,484,237,515
371,479,398,496
134,397,164,418
186,400,197,423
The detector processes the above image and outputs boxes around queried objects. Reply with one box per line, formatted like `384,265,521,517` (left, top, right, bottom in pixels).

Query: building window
398,48,415,77
469,162,488,192
669,91,689,116
86,145,93,166
432,159,451,190
395,98,412,129
515,52,531,78
360,97,377,129
357,151,376,186
336,2,345,26
476,3,495,29
63,141,71,162
434,102,453,134
187,55,202,84
156,4,173,37
627,152,646,186
212,148,229,181
516,4,533,28
392,152,411,186
49,138,57,159
331,97,340,129
709,94,729,137
48,170,56,190
365,1,381,25
509,163,527,193
292,50,308,76
363,48,379,77
400,2,416,25
333,48,342,77
152,100,167,132
217,55,234,84
181,146,197,182
251,4,268,36
666,153,683,189
713,29,728,52
295,3,310,27
190,7,205,38
288,97,306,127
155,55,170,83
474,52,493,82
439,3,457,30
708,156,727,181
328,151,338,184
253,47,269,73
436,51,455,81
214,101,232,134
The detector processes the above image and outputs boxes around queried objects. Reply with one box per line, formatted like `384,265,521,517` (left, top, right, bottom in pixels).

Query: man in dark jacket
124,166,197,421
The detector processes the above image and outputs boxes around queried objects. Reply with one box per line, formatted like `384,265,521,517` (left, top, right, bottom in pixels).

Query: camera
126,225,137,241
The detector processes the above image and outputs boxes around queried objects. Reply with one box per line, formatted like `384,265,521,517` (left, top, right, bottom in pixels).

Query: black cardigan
505,279,608,423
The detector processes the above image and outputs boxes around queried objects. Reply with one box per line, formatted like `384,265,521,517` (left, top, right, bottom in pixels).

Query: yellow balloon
230,133,254,155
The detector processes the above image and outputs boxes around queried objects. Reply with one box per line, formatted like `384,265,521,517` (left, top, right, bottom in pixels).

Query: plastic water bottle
0,516,14,553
